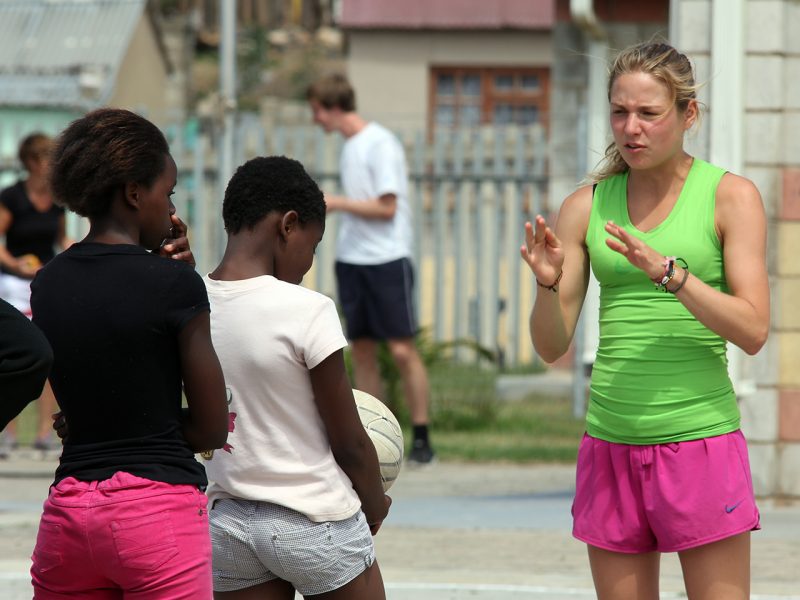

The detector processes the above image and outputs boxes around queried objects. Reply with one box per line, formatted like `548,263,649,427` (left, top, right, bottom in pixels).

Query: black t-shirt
0,181,64,274
31,242,210,486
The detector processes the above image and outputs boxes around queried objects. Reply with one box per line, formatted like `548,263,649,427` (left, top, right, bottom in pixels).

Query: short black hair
50,108,170,217
222,156,325,234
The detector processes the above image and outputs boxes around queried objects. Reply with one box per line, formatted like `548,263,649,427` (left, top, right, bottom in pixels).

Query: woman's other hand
520,214,564,287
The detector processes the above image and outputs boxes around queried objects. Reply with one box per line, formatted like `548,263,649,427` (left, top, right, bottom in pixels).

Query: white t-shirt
337,122,413,265
203,274,361,522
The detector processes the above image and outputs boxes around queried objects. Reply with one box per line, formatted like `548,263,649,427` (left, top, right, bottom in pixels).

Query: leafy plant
341,327,583,463
344,327,496,418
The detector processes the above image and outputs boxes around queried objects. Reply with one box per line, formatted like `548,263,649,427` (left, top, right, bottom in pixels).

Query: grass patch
430,430,579,462
420,393,584,463
402,362,584,463
341,330,583,463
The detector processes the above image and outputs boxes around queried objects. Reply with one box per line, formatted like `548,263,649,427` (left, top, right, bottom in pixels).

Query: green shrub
343,328,583,463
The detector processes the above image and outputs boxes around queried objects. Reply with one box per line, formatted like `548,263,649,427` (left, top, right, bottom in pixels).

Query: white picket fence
167,115,552,367
1,113,554,367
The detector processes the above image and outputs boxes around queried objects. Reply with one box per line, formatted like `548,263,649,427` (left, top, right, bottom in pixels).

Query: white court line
387,582,597,597
385,582,800,600
1,573,797,600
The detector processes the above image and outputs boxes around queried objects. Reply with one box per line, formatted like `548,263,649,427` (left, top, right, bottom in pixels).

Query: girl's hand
52,411,68,442
520,215,564,286
14,254,41,278
604,220,665,280
368,494,392,536
158,214,196,268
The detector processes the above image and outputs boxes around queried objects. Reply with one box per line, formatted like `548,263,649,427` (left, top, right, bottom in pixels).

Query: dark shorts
335,258,418,340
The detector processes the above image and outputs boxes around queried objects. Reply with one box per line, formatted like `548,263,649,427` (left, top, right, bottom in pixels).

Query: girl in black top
29,108,228,599
0,133,69,452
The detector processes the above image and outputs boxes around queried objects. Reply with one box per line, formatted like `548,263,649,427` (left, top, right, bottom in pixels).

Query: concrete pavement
378,462,800,599
1,451,799,599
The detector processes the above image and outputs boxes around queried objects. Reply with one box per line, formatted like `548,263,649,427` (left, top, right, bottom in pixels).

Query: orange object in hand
19,254,42,270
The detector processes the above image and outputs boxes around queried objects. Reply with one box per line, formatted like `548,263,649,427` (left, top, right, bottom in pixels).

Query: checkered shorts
209,498,375,595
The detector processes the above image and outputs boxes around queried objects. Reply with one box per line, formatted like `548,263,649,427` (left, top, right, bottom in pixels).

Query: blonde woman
522,42,767,600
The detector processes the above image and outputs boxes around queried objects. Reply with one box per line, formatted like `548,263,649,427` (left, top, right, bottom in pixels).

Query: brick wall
676,0,800,498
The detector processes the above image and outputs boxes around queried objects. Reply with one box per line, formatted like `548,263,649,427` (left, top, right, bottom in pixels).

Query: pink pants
31,471,212,599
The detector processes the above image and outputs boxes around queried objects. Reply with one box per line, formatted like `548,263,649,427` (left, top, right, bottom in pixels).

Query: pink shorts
31,471,212,599
572,430,760,554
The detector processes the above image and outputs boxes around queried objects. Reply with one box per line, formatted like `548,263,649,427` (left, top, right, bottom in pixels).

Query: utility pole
218,0,237,255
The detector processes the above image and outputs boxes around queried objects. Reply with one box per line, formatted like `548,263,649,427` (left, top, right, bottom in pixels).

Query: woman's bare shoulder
716,172,762,207
715,172,765,236
555,184,595,238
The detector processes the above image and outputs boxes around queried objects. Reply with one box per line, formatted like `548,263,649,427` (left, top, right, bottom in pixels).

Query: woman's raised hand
520,215,564,287
604,220,664,280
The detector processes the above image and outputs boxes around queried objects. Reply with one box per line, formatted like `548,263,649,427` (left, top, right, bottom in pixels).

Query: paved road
1,452,798,599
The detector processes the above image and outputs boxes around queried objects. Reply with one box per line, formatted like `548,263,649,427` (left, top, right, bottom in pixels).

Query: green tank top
584,158,739,444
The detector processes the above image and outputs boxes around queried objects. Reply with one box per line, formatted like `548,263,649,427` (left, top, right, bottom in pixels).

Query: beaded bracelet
655,257,688,293
667,264,690,294
537,269,563,292
652,256,676,288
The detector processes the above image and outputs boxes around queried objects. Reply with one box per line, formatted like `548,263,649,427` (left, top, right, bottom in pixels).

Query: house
339,0,668,136
668,0,800,499
0,0,174,177
340,0,556,132
339,0,668,203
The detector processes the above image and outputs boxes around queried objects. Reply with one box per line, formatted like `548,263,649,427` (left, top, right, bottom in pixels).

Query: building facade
666,0,800,499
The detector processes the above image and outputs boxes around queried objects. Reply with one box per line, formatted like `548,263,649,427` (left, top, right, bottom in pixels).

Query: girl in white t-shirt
203,156,391,599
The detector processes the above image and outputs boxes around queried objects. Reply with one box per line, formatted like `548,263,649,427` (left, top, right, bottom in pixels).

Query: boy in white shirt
203,156,390,598
307,73,434,464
